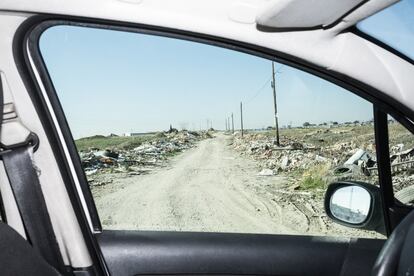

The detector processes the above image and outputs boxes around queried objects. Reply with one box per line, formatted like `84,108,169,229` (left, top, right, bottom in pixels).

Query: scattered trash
333,164,359,176
231,129,414,193
257,169,275,176
344,149,375,167
231,131,377,183
391,143,405,153
232,132,329,173
280,156,290,170
79,129,213,185
85,169,98,176
389,147,414,175
315,155,328,162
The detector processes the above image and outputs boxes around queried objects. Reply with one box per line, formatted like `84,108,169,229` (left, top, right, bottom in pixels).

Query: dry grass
299,163,331,190
75,134,156,151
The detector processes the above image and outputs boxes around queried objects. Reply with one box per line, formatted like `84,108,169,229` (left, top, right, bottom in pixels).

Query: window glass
357,0,414,60
39,25,383,238
388,118,414,206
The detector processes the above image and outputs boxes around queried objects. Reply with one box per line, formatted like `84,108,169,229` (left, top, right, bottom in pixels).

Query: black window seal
24,20,103,233
0,190,7,223
0,76,6,224
16,14,414,243
13,16,109,276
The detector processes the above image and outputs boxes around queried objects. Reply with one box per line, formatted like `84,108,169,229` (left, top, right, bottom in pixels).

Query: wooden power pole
240,102,244,137
231,113,234,134
271,62,280,146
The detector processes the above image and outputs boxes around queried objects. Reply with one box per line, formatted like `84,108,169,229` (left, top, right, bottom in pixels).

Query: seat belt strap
2,147,62,268
0,74,64,270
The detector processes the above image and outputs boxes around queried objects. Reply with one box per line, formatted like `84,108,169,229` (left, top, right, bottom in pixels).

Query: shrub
298,164,330,190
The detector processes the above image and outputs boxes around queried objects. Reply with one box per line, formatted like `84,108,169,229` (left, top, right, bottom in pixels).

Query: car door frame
12,14,414,274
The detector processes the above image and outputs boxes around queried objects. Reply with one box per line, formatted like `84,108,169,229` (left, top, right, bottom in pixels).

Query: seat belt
0,221,61,276
0,75,64,271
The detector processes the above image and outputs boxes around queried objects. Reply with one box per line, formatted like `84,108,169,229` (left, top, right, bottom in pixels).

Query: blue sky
38,1,414,138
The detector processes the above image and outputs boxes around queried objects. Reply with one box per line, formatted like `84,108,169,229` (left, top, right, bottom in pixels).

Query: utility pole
225,118,228,131
231,113,234,134
271,61,280,146
240,102,244,138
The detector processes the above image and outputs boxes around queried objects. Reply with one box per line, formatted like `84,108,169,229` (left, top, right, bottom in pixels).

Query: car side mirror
324,181,385,235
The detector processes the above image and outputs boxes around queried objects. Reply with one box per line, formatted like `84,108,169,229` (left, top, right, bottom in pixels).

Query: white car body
0,0,412,270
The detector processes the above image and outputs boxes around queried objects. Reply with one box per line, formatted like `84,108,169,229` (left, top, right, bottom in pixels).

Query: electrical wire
245,76,272,104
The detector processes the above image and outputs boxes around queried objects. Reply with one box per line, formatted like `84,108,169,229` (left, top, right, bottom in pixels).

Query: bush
298,164,330,190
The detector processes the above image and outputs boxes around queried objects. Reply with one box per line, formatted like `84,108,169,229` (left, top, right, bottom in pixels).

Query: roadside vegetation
273,124,375,149
388,122,414,149
299,164,330,190
75,134,156,152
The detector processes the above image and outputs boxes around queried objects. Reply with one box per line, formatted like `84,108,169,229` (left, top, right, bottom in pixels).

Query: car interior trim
373,107,394,235
12,15,106,273
15,14,414,271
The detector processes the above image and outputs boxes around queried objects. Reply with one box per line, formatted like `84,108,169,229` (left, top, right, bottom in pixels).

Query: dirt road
93,133,377,237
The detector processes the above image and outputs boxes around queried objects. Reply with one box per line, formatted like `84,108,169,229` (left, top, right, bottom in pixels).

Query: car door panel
98,231,384,276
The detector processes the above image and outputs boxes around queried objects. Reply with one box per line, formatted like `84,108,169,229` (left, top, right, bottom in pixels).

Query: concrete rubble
335,149,376,177
389,145,414,197
232,132,361,175
234,132,400,179
232,130,414,194
225,130,389,238
257,168,275,176
79,130,213,184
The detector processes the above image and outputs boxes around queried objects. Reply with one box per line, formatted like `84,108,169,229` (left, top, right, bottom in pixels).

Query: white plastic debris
257,168,274,176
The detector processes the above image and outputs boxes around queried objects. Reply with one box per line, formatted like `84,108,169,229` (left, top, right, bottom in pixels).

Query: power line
245,76,272,104
245,64,283,104
275,64,284,74
226,63,284,134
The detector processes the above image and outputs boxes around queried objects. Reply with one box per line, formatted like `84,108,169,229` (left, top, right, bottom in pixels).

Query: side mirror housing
324,181,385,235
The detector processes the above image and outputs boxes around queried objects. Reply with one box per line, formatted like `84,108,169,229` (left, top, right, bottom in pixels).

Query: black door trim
98,230,385,276
373,107,394,235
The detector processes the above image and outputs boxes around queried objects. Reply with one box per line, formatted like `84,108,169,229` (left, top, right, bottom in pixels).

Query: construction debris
231,128,414,193
344,149,375,167
231,130,378,188
80,130,213,183
257,168,275,176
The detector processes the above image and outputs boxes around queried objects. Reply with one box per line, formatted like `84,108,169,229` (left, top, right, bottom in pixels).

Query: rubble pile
80,130,213,178
390,146,414,194
232,129,414,192
231,131,378,185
